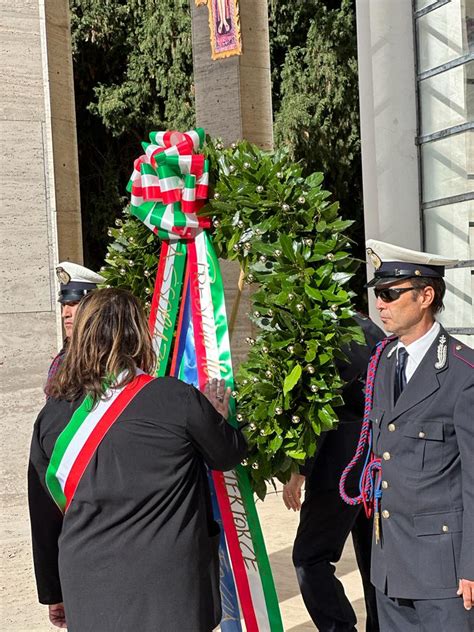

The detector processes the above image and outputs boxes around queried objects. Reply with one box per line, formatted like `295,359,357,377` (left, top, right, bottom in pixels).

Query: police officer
45,262,104,392
283,313,384,632
364,239,474,631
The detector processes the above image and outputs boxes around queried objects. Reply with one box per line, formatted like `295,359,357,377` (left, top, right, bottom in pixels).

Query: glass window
423,201,473,336
421,130,474,201
419,61,474,135
416,0,473,73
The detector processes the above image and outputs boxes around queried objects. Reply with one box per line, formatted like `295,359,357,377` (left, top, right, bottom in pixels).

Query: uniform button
418,431,426,439
442,525,449,533
382,510,390,519
382,480,389,489
456,344,462,351
383,451,391,460
388,423,396,432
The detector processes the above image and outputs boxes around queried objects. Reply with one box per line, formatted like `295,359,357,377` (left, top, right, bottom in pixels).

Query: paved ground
1,474,365,631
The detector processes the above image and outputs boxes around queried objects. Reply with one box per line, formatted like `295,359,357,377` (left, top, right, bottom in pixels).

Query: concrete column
0,1,82,626
191,0,273,365
355,0,421,321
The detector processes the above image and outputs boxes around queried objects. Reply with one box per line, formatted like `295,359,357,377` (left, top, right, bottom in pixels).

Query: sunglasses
373,287,418,302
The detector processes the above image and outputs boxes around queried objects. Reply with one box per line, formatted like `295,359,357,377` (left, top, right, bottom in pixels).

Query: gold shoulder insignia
56,266,71,284
366,247,382,270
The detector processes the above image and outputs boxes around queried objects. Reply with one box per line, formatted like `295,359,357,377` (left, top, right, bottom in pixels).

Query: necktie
394,347,408,403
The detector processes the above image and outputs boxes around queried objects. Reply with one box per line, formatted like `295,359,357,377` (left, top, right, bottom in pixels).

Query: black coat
28,377,247,632
305,314,385,490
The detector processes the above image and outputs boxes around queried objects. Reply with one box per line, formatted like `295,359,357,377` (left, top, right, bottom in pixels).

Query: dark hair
48,288,156,401
410,277,446,314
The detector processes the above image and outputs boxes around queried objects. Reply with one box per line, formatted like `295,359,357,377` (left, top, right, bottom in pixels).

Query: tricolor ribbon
127,129,283,631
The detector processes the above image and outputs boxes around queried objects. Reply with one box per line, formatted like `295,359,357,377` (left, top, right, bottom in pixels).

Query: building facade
357,0,473,346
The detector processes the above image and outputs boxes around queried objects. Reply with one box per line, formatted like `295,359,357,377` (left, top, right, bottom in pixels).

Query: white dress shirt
397,321,441,382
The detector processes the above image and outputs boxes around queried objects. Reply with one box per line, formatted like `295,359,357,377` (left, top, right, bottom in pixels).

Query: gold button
388,423,396,432
418,431,426,439
442,525,449,533
382,510,390,519
383,451,391,460
382,480,389,489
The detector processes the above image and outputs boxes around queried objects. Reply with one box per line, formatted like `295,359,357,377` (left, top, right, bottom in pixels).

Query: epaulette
452,340,474,368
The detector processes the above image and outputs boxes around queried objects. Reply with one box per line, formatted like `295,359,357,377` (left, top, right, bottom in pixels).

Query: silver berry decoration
265,370,273,379
282,203,290,211
331,304,338,312
254,311,261,318
243,162,250,169
213,192,220,200
259,255,267,263
120,268,126,275
231,390,238,398
311,384,319,393
298,196,306,204
128,260,134,266
236,413,243,422
252,376,258,383
216,142,224,150
262,346,269,354
259,429,265,436
249,423,256,431
306,364,315,374
241,459,248,466
296,303,304,312
275,406,283,415
213,219,220,228
292,415,301,424
129,237,134,243
144,270,151,277
231,142,237,149
326,253,334,260
237,220,244,229
287,345,295,354
304,238,313,246
252,462,259,469
145,301,151,308
107,229,113,237
276,171,283,179
246,274,254,283
243,243,251,252
115,218,122,226
274,249,282,257
232,244,240,252
267,309,274,317
256,185,264,193
288,293,294,301
145,287,151,294
242,379,249,385
229,165,236,173
100,266,106,272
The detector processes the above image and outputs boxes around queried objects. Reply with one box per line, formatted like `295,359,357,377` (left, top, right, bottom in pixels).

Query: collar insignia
56,266,71,284
366,247,382,270
434,335,447,370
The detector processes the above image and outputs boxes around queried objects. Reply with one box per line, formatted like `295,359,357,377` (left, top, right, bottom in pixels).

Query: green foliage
99,211,160,302
69,0,194,269
204,140,362,499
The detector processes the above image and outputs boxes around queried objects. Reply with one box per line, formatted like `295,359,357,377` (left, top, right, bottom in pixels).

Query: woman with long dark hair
28,288,247,631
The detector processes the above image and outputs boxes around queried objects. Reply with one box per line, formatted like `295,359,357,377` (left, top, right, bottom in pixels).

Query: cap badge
366,247,382,270
56,266,71,284
414,269,421,276
434,335,447,370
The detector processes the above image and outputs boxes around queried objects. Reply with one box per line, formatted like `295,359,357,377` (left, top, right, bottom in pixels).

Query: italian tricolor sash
46,373,154,513
128,128,283,631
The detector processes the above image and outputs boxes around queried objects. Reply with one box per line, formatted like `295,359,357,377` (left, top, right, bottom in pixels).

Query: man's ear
420,285,435,310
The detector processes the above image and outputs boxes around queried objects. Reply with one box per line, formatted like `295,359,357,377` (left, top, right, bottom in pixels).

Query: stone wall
0,1,81,628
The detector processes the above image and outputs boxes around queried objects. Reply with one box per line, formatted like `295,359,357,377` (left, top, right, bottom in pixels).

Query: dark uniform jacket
28,377,247,632
370,327,474,600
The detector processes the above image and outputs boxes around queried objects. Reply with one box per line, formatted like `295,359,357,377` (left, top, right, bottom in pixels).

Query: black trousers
293,488,379,632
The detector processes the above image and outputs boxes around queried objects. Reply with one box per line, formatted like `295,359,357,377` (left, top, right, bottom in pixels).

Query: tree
69,0,194,269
